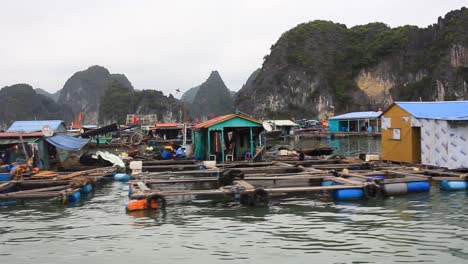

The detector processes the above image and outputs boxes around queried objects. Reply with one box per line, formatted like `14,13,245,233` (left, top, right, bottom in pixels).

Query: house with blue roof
1,120,89,170
7,120,67,133
328,111,382,133
381,101,468,169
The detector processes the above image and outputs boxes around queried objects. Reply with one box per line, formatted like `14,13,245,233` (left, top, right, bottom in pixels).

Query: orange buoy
126,199,158,211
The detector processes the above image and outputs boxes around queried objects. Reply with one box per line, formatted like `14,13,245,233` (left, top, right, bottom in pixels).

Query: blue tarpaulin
45,134,90,151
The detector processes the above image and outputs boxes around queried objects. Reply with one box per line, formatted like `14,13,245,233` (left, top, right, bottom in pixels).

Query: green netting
194,130,206,160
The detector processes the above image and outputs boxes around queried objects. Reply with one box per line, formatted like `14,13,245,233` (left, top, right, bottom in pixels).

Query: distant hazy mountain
0,84,72,129
181,86,200,103
35,88,61,102
188,71,234,121
58,65,134,124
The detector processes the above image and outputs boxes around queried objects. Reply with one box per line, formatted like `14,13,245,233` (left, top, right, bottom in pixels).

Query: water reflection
2,139,468,264
271,135,381,156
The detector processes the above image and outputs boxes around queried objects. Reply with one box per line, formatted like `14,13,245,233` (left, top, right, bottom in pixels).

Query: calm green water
272,136,381,157
2,137,468,264
1,182,468,264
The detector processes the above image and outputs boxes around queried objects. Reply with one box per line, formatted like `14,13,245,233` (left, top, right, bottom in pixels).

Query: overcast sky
1,0,466,97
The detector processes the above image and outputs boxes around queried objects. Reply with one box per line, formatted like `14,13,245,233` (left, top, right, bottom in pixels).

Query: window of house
392,128,401,140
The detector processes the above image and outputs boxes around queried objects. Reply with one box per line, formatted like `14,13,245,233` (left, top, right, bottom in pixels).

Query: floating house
0,120,89,169
264,120,298,135
193,113,263,162
381,101,468,169
151,123,182,141
328,111,382,133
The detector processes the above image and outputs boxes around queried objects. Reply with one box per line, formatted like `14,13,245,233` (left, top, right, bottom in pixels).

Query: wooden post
183,123,187,146
221,129,225,163
19,135,30,166
249,127,253,162
207,130,211,160
347,120,350,132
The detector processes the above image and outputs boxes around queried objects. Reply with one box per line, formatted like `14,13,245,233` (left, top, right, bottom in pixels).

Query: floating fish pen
126,163,373,211
141,159,203,172
125,156,468,211
133,162,305,181
0,167,116,206
267,156,371,171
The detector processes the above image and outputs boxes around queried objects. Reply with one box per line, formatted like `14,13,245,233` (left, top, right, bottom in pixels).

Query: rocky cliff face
187,71,234,121
0,84,72,129
181,86,200,103
58,65,134,124
132,91,182,123
236,8,468,119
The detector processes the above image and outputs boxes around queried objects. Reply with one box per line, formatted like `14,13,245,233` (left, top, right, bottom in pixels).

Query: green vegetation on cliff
0,84,72,128
99,83,182,124
236,7,468,119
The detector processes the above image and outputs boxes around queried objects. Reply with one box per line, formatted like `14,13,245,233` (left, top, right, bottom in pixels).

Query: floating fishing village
2,3,468,264
1,101,468,211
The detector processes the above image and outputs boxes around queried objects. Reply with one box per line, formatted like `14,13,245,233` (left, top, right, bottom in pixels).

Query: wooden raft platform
0,167,116,204
127,161,370,209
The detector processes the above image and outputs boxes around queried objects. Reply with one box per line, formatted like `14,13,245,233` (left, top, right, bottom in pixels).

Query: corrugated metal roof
7,120,66,133
195,113,261,129
395,101,468,120
154,123,180,128
264,120,298,126
0,132,44,138
329,111,381,120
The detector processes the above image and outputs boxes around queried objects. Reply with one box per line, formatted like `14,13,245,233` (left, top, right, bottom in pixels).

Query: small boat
295,147,334,156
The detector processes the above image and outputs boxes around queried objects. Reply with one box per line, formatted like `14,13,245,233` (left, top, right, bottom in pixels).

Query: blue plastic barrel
367,175,386,180
440,180,468,191
68,191,81,202
407,181,430,193
114,173,131,182
0,173,11,182
333,188,364,201
322,180,341,186
81,184,93,193
0,187,11,194
161,149,173,159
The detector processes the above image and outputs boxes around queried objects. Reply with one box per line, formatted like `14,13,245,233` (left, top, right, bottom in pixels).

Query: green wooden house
193,113,263,162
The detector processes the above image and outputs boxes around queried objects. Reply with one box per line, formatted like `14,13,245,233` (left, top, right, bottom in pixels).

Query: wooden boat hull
295,147,334,156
